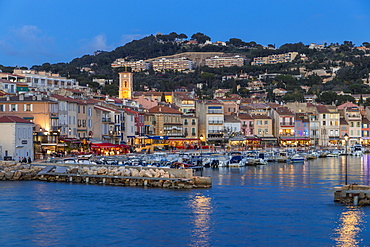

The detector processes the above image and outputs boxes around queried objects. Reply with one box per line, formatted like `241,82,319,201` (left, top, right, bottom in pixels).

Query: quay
334,184,370,206
0,161,212,189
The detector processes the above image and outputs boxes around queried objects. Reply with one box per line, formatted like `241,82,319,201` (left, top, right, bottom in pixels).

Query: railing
208,121,223,124
102,117,112,122
208,130,223,134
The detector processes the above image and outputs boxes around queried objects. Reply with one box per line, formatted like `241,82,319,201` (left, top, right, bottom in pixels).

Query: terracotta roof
224,115,240,123
148,106,182,114
316,105,328,113
275,107,293,116
337,101,358,110
249,103,269,109
50,94,79,103
65,88,84,93
0,115,33,124
362,117,370,124
238,113,253,120
251,114,272,119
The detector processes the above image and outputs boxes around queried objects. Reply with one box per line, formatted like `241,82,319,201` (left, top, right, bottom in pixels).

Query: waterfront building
316,105,340,146
224,115,241,136
196,100,224,144
125,108,145,141
182,114,198,139
238,113,254,137
272,107,295,146
143,112,155,137
0,95,59,154
148,106,183,137
0,115,34,161
252,114,276,146
362,117,370,146
340,118,349,146
342,104,362,145
205,55,244,68
50,94,78,138
93,104,121,144
122,109,136,145
294,113,310,146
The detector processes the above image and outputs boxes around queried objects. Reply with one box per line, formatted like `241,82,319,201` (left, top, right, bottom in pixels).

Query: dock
334,184,370,205
34,163,212,189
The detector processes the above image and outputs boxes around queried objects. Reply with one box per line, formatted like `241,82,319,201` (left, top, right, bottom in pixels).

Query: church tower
118,71,133,99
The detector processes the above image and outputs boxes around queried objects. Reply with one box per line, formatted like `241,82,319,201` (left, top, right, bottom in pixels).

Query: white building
0,115,34,161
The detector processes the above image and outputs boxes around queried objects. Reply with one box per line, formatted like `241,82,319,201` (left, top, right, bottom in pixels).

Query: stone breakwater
0,162,42,180
334,184,370,206
0,162,212,189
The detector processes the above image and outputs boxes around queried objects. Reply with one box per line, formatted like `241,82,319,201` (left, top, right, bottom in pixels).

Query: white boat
227,155,248,167
351,144,363,156
290,154,305,163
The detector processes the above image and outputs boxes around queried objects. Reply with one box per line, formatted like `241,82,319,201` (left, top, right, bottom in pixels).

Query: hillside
2,33,370,105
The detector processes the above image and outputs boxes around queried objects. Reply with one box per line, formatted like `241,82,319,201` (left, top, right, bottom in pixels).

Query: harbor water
1,155,370,246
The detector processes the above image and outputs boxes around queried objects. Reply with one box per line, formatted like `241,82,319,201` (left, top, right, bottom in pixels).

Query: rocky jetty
35,163,211,189
0,161,212,188
0,161,42,181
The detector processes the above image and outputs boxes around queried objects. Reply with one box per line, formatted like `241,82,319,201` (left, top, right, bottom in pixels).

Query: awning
246,137,261,141
261,137,278,141
118,144,130,149
168,138,200,141
91,143,117,148
146,135,168,140
280,137,310,141
91,143,130,149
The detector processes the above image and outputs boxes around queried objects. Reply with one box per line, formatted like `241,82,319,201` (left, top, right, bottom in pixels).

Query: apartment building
316,105,340,146
251,52,298,65
111,59,150,72
13,69,78,91
343,105,362,145
151,57,192,72
182,114,198,138
0,115,34,161
205,55,244,68
148,106,183,137
196,100,224,143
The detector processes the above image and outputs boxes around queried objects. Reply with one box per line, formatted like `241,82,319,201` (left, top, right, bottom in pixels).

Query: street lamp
344,133,349,185
199,134,204,166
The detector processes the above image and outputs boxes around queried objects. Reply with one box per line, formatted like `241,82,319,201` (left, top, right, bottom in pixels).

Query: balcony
280,122,294,127
208,121,223,125
102,117,112,123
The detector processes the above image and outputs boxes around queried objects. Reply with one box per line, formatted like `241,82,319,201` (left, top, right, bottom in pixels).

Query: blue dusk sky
1,0,370,68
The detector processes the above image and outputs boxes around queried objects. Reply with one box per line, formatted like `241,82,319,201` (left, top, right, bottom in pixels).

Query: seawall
0,161,212,189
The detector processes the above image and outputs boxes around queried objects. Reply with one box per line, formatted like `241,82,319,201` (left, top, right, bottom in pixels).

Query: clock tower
118,71,133,99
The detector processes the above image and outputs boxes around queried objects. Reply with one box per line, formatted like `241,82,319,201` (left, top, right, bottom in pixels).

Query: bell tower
118,71,133,99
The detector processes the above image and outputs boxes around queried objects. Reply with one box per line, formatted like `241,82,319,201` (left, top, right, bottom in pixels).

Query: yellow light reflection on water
189,194,212,247
333,206,365,247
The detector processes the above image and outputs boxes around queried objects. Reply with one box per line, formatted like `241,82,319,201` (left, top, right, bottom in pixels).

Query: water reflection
31,183,66,246
189,194,212,247
333,206,365,247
